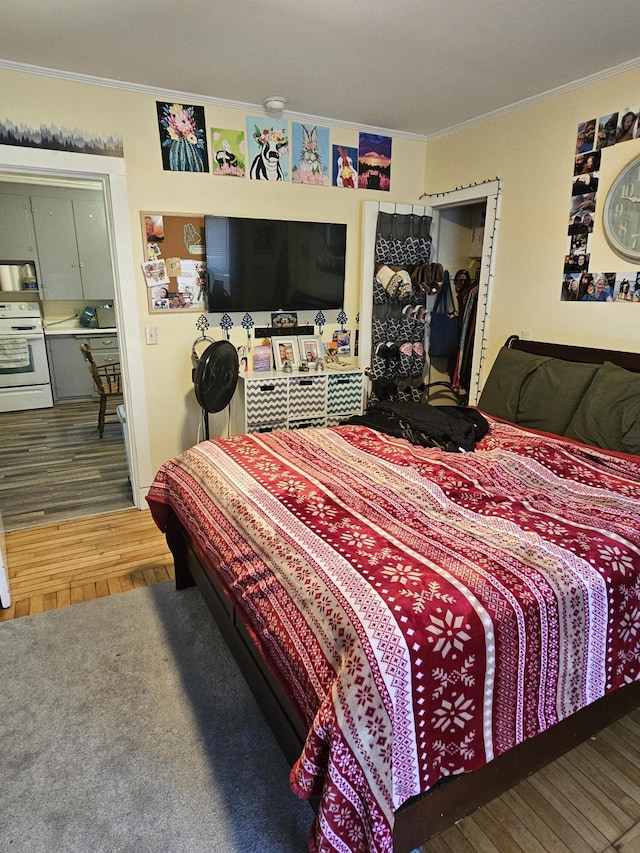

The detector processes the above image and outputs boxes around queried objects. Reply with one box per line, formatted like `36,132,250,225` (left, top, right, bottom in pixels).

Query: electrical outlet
145,326,158,345
521,329,532,340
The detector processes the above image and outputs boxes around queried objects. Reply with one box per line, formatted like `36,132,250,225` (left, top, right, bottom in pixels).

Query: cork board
141,212,207,313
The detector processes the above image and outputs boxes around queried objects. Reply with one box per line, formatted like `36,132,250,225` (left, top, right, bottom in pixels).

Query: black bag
348,401,489,452
429,270,458,358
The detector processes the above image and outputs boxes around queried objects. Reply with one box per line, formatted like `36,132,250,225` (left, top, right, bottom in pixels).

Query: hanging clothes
451,273,479,397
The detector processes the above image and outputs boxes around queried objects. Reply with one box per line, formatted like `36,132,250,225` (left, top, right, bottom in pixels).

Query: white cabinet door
31,194,114,301
31,196,84,300
73,197,114,300
47,336,97,401
0,193,38,262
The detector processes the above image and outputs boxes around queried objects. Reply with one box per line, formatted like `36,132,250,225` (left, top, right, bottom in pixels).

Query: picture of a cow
250,127,287,180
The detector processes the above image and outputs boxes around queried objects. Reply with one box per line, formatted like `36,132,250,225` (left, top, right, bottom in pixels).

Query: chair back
80,343,122,396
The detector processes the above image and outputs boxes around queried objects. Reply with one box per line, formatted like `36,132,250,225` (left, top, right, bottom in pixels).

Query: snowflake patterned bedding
146,419,640,853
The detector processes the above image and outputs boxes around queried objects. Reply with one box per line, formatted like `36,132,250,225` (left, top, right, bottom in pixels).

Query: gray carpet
0,583,312,852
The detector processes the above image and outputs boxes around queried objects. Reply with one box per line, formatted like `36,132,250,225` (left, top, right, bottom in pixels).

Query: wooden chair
80,343,123,438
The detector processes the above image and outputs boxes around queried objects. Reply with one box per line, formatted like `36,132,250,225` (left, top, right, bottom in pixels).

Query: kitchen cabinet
0,193,38,262
46,333,119,402
31,194,114,301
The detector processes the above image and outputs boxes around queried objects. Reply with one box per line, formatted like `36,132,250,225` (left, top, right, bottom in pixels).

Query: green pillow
478,347,549,421
565,362,640,454
516,359,599,435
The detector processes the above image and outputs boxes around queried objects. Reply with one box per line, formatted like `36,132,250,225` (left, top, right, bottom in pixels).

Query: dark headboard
506,335,640,374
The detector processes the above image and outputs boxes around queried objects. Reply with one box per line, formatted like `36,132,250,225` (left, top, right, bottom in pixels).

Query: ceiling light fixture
263,96,287,113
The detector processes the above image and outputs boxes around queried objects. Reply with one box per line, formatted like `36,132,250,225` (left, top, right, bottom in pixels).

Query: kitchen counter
43,323,117,336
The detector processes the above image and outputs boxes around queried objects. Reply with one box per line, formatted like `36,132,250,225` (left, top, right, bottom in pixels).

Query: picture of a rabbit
292,122,329,185
300,125,321,171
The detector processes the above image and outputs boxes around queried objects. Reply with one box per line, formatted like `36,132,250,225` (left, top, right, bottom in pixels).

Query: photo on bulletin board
141,212,207,313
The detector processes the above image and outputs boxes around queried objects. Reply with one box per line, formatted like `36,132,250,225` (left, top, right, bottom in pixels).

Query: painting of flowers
156,102,209,172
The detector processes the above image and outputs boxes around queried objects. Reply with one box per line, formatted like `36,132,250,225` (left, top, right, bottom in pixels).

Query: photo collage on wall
156,100,392,191
562,107,640,302
141,213,207,313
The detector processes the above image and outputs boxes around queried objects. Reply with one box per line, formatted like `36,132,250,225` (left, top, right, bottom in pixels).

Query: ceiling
2,0,640,138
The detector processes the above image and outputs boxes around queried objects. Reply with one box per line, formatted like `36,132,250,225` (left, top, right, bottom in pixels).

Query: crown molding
0,59,428,141
5,54,640,143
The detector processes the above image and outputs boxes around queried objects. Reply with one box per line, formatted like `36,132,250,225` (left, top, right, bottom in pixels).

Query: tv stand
230,368,364,435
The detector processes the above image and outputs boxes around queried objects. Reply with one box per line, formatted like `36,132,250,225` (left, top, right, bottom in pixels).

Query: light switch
145,326,158,345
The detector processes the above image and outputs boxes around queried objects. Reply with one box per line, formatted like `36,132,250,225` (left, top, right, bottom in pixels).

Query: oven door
0,332,51,387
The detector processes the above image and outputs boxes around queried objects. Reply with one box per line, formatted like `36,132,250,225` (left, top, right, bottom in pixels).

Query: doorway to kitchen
0,146,153,532
0,172,133,530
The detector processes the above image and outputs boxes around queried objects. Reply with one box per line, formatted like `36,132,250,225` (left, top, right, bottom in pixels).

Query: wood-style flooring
2,509,640,852
0,400,133,531
0,508,173,621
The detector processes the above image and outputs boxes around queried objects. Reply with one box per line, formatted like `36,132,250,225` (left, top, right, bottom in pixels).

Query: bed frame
505,334,640,373
166,337,640,853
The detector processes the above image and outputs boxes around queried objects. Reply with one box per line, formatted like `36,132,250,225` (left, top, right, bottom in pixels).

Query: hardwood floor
2,507,640,853
419,710,640,852
0,400,133,531
0,508,173,621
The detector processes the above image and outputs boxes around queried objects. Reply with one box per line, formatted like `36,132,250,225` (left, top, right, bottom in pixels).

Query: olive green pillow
516,359,599,436
478,347,549,421
565,362,640,454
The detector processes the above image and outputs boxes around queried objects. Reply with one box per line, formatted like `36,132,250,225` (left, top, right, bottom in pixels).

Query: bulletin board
141,212,207,313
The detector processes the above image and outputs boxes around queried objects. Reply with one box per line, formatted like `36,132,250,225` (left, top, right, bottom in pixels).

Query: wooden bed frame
165,337,640,853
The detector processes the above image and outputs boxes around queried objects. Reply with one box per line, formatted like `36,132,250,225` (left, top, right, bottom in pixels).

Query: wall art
211,127,246,177
291,123,329,185
246,117,289,181
156,102,209,172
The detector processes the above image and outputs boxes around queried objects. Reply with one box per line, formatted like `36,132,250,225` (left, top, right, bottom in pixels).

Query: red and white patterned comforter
147,419,640,853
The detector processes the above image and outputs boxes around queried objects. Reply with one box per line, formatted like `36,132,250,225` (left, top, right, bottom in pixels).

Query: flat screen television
204,215,346,313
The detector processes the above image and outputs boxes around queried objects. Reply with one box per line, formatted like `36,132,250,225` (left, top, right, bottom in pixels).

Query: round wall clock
603,153,640,262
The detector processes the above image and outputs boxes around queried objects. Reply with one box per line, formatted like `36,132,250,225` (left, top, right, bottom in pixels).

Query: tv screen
205,215,346,313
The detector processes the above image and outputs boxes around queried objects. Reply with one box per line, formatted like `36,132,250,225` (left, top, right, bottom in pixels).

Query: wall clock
603,153,640,262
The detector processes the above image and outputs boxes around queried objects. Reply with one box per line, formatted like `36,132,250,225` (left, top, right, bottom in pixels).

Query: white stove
0,301,53,412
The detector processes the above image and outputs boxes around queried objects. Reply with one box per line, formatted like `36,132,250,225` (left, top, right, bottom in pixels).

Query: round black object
193,340,239,413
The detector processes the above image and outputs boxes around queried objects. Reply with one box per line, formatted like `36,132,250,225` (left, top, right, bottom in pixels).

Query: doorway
0,145,153,528
359,181,500,407
421,180,501,404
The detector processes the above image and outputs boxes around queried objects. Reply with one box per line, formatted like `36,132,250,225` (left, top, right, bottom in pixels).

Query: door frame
0,144,152,509
421,180,501,404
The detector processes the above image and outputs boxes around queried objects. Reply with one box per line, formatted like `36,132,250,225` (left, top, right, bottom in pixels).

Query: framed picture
298,336,322,365
272,338,299,371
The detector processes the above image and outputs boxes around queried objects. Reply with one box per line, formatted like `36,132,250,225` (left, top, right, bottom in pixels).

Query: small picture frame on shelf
272,337,299,371
297,336,322,365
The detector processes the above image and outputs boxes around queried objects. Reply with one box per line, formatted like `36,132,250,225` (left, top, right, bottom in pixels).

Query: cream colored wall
0,67,426,471
425,66,640,372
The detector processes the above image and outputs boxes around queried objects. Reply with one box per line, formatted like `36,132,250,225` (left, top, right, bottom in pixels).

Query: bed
147,337,640,853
